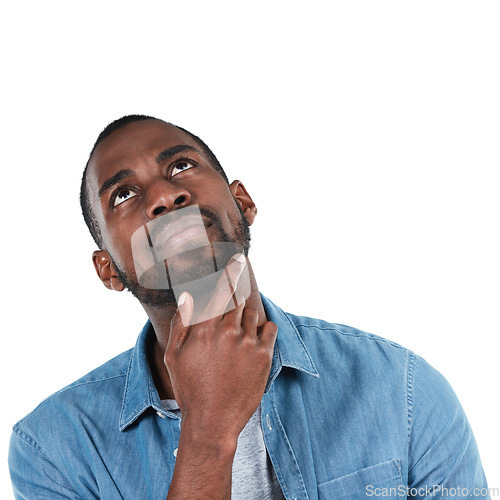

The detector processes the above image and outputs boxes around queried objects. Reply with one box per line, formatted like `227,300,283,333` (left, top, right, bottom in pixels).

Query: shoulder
12,347,132,437
279,309,468,417
285,310,410,367
282,310,487,485
284,307,470,405
283,310,461,396
9,347,136,497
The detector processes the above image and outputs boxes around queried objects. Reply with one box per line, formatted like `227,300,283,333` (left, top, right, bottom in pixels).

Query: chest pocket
317,459,403,499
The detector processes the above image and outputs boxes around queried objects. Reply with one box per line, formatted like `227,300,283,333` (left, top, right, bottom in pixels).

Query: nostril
151,195,186,217
153,206,167,216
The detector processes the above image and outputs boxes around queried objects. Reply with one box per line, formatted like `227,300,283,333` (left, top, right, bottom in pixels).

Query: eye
112,188,138,207
171,159,197,178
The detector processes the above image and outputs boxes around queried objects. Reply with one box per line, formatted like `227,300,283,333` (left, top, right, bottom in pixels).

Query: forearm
164,267,276,499
166,421,237,500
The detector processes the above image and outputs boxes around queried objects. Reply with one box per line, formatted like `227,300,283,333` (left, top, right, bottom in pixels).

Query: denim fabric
9,293,489,499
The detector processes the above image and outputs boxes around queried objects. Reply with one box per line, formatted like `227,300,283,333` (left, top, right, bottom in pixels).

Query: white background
1,1,498,496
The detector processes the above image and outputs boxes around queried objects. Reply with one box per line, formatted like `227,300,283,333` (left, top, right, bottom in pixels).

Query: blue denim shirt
9,293,489,499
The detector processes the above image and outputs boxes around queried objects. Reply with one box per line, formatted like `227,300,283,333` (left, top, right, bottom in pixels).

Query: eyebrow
156,144,198,163
98,169,134,198
98,145,200,199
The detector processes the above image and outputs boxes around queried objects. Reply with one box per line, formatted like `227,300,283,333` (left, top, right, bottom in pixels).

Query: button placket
262,396,307,500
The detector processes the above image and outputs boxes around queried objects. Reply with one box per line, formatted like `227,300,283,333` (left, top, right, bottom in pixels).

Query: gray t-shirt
161,399,285,499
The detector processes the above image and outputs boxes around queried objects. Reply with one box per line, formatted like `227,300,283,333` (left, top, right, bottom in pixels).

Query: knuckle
241,335,255,348
190,325,206,339
256,344,270,358
164,350,175,366
198,318,216,333
223,325,239,338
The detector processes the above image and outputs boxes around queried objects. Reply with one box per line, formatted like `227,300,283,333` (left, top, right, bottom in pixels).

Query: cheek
218,211,241,239
101,223,135,268
98,207,138,259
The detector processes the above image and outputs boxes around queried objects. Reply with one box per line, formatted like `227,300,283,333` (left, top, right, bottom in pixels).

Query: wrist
179,416,238,460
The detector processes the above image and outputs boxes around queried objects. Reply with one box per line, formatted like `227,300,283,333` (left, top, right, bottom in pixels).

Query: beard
110,203,251,309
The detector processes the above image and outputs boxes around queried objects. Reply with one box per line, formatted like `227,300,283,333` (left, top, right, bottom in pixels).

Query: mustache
198,207,222,228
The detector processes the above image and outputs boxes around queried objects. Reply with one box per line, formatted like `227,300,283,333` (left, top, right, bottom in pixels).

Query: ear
229,180,257,225
92,250,125,292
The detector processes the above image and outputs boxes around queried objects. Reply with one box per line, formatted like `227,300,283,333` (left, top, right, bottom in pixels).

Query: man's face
86,119,253,308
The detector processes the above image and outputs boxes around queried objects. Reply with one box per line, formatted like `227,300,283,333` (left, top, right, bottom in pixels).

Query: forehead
86,120,201,198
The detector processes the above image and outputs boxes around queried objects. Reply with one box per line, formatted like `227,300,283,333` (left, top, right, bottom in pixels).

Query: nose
145,178,192,220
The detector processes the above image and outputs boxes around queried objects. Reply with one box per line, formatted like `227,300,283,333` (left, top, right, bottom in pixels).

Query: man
9,115,490,499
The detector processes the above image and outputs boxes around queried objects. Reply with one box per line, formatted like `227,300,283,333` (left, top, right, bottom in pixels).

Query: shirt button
157,411,165,418
174,448,178,457
266,414,272,430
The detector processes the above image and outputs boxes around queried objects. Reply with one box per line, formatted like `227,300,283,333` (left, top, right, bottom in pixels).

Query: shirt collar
259,293,319,392
119,321,162,431
119,292,318,430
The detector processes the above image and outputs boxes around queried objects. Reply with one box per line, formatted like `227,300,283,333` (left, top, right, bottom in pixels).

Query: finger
220,298,246,327
169,292,194,350
240,307,259,339
257,321,278,348
222,288,247,316
232,273,250,308
200,253,246,322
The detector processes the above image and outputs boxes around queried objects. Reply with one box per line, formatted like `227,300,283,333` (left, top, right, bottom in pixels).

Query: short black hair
80,114,229,249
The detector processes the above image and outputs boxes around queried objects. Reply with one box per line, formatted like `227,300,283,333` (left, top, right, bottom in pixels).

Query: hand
164,253,278,446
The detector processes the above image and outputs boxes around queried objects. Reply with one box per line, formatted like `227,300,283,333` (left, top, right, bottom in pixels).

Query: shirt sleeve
407,353,490,499
9,425,80,500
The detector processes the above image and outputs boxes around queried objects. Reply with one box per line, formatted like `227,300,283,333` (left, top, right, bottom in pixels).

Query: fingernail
234,253,246,264
178,292,186,307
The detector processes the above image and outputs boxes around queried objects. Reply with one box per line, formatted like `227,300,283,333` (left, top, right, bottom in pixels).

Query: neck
144,259,266,400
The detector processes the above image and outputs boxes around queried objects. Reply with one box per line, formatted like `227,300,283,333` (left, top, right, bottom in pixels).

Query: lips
151,215,210,250
163,223,206,249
